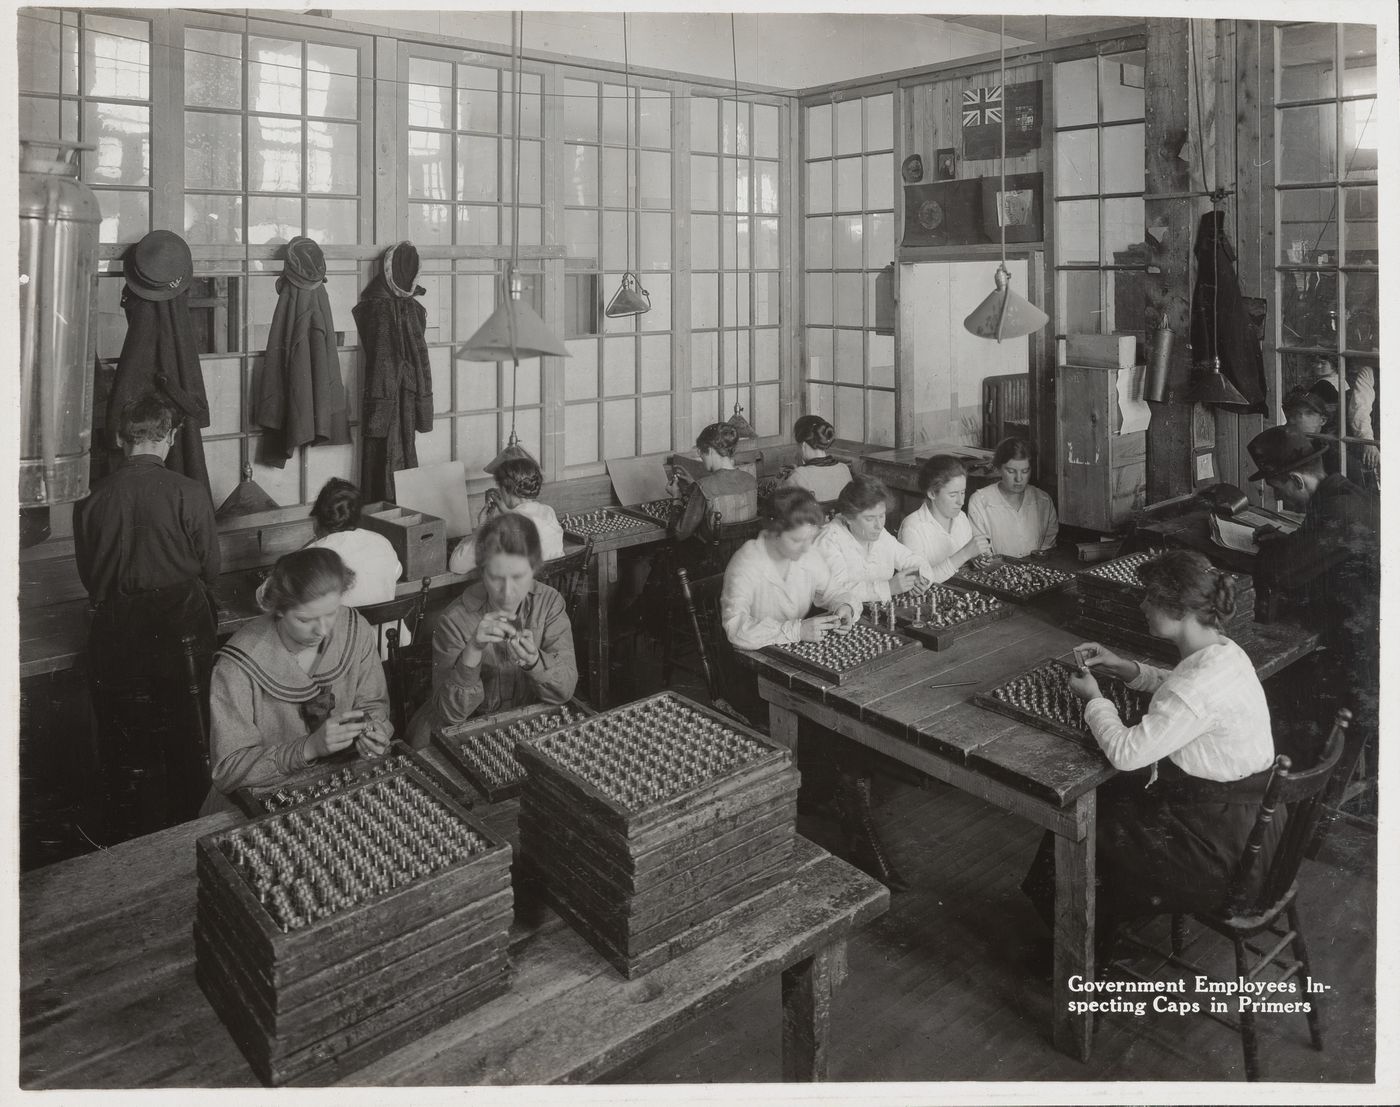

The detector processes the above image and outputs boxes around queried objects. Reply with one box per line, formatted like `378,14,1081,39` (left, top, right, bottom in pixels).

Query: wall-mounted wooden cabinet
1057,360,1147,533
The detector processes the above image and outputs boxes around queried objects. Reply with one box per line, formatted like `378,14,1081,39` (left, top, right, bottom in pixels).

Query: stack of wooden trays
432,700,596,802
231,741,463,816
195,764,513,1086
1075,551,1256,657
516,691,800,978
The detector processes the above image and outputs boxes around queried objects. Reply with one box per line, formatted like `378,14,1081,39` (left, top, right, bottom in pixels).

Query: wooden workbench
20,795,887,1087
737,601,1317,1063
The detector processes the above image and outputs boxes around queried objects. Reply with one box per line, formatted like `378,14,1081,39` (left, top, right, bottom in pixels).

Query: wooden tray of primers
862,584,1013,651
231,741,464,817
432,699,595,803
953,556,1075,602
619,498,681,527
195,763,513,1085
973,657,1150,749
761,621,922,684
559,508,665,541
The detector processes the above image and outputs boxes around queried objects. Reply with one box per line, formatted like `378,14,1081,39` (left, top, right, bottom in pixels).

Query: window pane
565,209,598,261
807,161,832,214
807,103,831,159
246,196,298,246
1056,127,1099,196
601,211,628,271
1279,104,1336,184
754,329,779,381
640,90,670,148
306,43,358,120
867,212,894,270
504,71,541,137
835,386,864,441
603,337,636,396
691,155,719,211
456,205,499,246
306,121,358,194
1343,185,1378,264
834,215,863,270
806,217,833,270
1104,269,1147,333
834,99,861,156
722,216,750,269
248,115,302,191
305,198,357,244
807,383,833,419
564,341,599,401
1281,271,1338,349
185,193,243,244
1101,197,1143,265
1341,25,1376,96
248,37,300,114
185,112,242,191
204,438,242,511
1100,52,1145,121
868,389,895,447
408,202,450,246
639,150,670,209
1101,124,1144,193
723,272,750,328
1279,188,1338,259
562,78,597,141
805,328,834,381
693,274,719,329
19,96,58,141
640,212,672,270
1343,272,1378,352
755,272,780,327
1342,99,1378,182
94,190,149,244
754,103,779,157
869,333,895,388
185,28,242,108
692,215,719,270
721,99,745,156
753,218,779,270
84,15,149,99
601,83,629,145
1057,200,1099,264
1057,269,1102,333
724,158,750,213
1278,23,1336,101
642,273,672,332
408,58,452,128
834,328,863,382
835,274,863,328
18,11,66,94
692,332,717,389
565,144,599,207
454,412,498,474
691,97,718,153
865,94,893,150
805,273,833,326
835,158,862,212
640,394,671,452
601,146,627,207
640,335,669,393
692,388,717,431
84,102,150,186
754,160,779,215
457,65,498,132
502,140,542,204
408,130,450,200
865,153,893,212
1054,58,1097,127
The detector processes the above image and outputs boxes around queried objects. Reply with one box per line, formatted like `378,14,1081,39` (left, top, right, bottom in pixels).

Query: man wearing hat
75,392,221,843
1247,424,1379,820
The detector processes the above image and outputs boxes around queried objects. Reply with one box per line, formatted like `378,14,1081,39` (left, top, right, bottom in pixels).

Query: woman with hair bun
306,477,402,606
783,415,852,502
449,455,565,574
1023,550,1281,943
966,437,1059,557
897,455,991,580
202,547,392,814
816,477,933,603
671,422,759,543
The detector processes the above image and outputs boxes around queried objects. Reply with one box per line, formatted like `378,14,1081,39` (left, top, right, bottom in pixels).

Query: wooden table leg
781,941,844,1081
767,699,799,757
588,549,616,709
1051,791,1096,1062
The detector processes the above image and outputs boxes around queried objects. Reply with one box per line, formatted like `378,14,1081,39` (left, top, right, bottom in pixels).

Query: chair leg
1234,937,1260,1081
1288,900,1324,1051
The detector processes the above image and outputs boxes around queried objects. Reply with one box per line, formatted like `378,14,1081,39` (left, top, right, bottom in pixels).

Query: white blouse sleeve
721,556,803,649
811,552,860,621
1084,684,1211,771
965,489,994,542
890,534,935,585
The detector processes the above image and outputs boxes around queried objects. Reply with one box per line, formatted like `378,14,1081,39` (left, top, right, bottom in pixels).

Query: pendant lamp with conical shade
963,17,1049,344
604,14,651,321
457,13,567,473
721,14,756,440
1187,355,1249,406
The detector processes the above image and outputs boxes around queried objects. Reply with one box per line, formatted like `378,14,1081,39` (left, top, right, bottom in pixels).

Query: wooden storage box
1057,359,1148,533
360,501,447,581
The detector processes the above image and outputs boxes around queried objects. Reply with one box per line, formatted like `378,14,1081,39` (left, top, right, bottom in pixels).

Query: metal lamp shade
963,265,1048,342
604,272,651,318
726,405,758,440
1187,356,1248,406
459,278,569,362
484,432,539,475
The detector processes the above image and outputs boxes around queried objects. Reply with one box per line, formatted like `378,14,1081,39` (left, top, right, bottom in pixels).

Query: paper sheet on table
394,461,478,539
1232,506,1300,535
1115,366,1152,434
1209,514,1261,555
606,454,673,505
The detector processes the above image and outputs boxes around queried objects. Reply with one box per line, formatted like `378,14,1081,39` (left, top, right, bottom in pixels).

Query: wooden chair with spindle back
179,632,213,817
535,537,595,620
1115,707,1351,1081
361,578,433,740
674,567,757,728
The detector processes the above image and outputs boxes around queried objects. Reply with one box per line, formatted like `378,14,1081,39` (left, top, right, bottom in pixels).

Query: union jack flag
962,85,1003,128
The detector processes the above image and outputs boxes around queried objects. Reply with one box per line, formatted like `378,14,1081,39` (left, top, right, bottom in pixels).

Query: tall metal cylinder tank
19,137,101,508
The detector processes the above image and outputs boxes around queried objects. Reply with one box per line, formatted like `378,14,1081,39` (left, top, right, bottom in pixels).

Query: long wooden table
737,603,1317,1062
20,798,886,1087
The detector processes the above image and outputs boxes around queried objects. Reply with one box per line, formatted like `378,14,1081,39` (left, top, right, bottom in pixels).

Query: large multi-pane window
1274,21,1378,471
1051,51,1147,339
690,95,784,440
561,79,675,466
802,92,896,445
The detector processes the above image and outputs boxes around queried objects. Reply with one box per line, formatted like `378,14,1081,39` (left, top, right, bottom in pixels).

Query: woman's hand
891,566,924,595
956,535,993,565
307,713,363,760
829,604,859,635
354,715,391,759
1068,669,1103,702
1075,642,1139,683
800,614,843,642
507,627,541,670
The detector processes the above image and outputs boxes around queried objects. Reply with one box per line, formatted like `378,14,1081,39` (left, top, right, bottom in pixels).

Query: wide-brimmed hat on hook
124,230,193,301
283,235,327,290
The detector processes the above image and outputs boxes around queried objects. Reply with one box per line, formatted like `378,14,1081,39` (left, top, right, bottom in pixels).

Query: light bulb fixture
964,16,1048,344
457,12,567,472
604,14,651,320
720,14,755,440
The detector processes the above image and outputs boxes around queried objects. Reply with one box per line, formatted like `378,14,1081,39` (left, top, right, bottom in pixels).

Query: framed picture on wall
979,172,1043,243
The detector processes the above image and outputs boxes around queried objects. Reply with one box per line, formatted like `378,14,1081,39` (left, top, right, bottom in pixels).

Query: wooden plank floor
612,774,1377,1084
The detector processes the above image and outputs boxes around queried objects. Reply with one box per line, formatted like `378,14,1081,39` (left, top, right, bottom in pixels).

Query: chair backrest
180,633,212,784
1229,708,1351,912
676,567,751,726
536,537,594,619
358,576,432,636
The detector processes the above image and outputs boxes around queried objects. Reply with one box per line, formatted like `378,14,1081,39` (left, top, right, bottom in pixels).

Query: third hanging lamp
723,13,757,439
963,15,1049,343
460,11,569,472
604,13,652,319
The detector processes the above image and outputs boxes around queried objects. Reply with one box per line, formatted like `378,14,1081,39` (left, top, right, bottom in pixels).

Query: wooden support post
781,941,843,1081
1051,793,1096,1062
768,701,800,757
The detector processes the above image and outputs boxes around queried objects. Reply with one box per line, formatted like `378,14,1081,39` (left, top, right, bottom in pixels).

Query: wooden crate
951,556,1075,602
431,700,595,802
973,656,1150,748
1056,357,1148,532
862,584,1012,651
195,763,512,1085
231,741,464,816
360,501,447,581
760,622,922,684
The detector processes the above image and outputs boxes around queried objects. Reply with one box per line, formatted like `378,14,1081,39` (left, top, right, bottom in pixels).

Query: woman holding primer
202,548,392,815
965,437,1059,557
896,455,991,581
782,415,852,502
450,455,565,575
816,477,933,604
1022,550,1281,942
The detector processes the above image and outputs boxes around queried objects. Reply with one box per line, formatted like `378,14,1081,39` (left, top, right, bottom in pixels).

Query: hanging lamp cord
730,13,742,420
506,11,525,439
623,13,633,278
998,14,1007,274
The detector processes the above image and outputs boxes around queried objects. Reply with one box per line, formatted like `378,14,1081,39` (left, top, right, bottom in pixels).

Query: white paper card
394,461,478,539
1115,366,1152,434
606,453,673,505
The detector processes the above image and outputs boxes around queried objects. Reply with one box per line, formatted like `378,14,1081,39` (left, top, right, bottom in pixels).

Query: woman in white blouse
965,437,1059,557
449,455,565,575
721,486,859,650
816,477,932,605
896,455,991,581
306,479,402,606
1023,550,1281,946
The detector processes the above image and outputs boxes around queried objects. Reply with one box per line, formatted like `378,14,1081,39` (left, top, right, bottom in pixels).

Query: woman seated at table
721,486,859,650
966,437,1059,557
409,512,578,746
305,478,402,605
670,422,759,544
782,415,852,502
450,455,565,575
896,455,991,581
201,548,392,815
1022,550,1281,946
816,476,933,605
